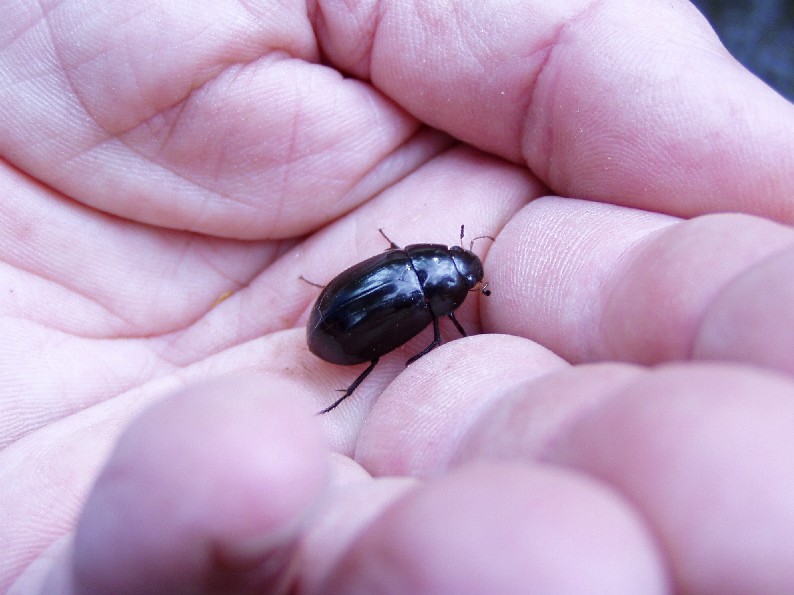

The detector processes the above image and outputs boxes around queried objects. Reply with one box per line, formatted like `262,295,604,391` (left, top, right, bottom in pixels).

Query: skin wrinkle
155,273,259,343
69,221,276,346
600,215,794,363
6,224,259,343
7,242,273,444
334,123,438,212
1,182,273,343
194,249,307,340
0,202,141,334
526,367,678,580
47,15,321,232
58,134,238,230
451,363,638,467
138,56,291,229
517,19,566,179
451,2,480,73
1,2,46,48
689,242,794,361
25,3,92,165
114,99,249,224
520,0,609,184
273,68,304,235
150,95,192,167
4,370,127,451
49,4,147,136
6,318,303,452
57,5,224,136
534,366,643,464
341,1,619,168
6,265,137,334
237,0,288,23
362,1,383,80
596,222,673,359
242,57,409,235
312,0,380,79
4,318,174,383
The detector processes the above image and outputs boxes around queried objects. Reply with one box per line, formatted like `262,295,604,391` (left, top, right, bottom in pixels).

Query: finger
297,456,418,592
0,332,326,591
355,336,638,477
316,0,794,220
322,462,668,594
357,345,794,592
68,374,327,594
449,364,794,593
484,197,794,374
355,334,568,475
0,3,420,237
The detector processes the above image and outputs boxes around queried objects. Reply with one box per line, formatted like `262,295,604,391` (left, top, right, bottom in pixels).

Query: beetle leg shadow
317,358,380,414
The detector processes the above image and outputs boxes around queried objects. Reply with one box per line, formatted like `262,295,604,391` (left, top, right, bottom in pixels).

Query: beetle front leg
447,311,468,337
406,314,442,366
317,358,380,414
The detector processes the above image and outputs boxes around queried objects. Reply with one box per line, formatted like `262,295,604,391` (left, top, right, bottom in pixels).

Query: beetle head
449,246,485,290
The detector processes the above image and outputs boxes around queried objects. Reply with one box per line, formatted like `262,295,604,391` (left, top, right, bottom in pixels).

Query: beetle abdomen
307,251,432,365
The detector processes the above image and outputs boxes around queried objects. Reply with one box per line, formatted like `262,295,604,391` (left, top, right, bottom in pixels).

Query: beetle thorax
449,246,485,289
406,245,478,317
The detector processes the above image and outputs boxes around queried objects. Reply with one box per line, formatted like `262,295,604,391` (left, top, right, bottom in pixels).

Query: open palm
3,1,794,593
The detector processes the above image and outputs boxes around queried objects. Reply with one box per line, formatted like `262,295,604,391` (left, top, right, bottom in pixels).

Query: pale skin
2,0,794,593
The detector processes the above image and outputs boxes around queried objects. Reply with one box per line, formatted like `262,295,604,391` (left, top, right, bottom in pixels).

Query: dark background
691,0,793,101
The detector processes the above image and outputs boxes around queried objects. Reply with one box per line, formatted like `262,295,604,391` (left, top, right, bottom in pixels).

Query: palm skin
2,1,794,593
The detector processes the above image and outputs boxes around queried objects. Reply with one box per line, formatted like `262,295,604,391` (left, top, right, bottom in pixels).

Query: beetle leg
447,311,468,337
317,358,380,414
378,228,401,250
406,314,443,366
299,275,325,288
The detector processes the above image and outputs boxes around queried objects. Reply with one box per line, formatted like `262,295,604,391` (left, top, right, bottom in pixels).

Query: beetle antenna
469,235,495,251
299,275,325,288
459,224,465,248
470,281,492,296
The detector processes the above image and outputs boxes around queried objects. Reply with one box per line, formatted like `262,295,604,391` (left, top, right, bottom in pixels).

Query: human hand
2,1,794,593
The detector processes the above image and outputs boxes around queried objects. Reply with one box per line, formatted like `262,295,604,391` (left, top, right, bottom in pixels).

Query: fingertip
323,462,668,594
356,334,567,476
72,372,328,594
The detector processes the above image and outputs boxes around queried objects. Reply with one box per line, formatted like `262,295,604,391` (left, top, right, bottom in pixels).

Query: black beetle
306,226,491,414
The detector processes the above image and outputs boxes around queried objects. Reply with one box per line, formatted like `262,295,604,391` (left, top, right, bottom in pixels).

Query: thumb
67,374,327,594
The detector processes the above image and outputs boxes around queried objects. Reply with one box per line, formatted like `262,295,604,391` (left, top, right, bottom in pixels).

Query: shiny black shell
307,243,484,365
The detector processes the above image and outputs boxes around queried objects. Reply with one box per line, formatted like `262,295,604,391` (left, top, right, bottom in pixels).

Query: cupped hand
2,1,794,593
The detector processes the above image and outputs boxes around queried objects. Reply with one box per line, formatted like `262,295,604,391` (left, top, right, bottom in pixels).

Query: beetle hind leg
378,228,401,250
317,358,379,414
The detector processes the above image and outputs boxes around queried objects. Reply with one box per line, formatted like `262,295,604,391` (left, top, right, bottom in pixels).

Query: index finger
316,0,794,221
